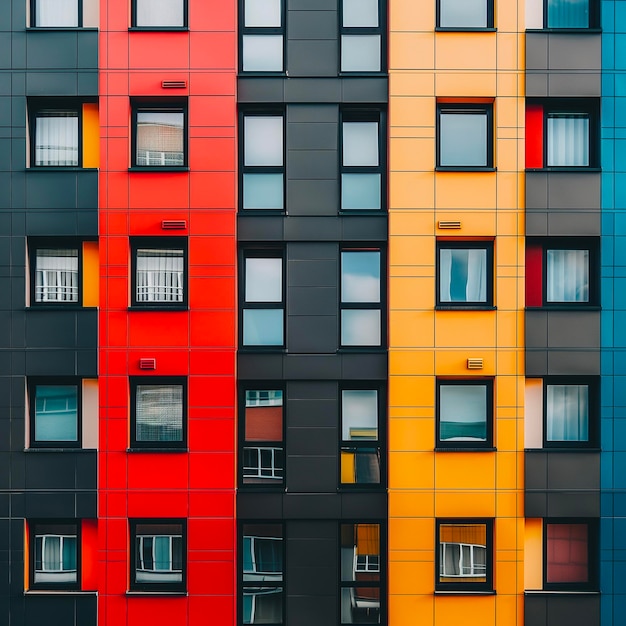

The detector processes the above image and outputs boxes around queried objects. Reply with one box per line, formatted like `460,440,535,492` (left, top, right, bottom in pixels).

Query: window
130,520,186,592
545,0,598,29
340,523,382,624
341,112,384,211
241,0,284,72
29,380,80,447
544,378,597,447
241,113,284,210
526,101,599,169
526,238,599,307
437,104,493,169
340,0,383,72
242,524,284,625
132,103,187,168
341,389,383,486
31,0,79,27
30,521,79,589
544,521,597,590
437,380,493,449
31,106,79,167
240,389,284,486
130,378,186,449
436,520,493,591
437,0,494,29
437,241,493,307
241,251,284,347
31,244,80,305
132,0,186,28
341,249,383,348
131,238,187,307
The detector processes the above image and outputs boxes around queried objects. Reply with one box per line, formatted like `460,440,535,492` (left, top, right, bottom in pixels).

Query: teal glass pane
243,309,284,345
547,0,589,28
341,174,381,210
34,385,78,442
243,174,284,209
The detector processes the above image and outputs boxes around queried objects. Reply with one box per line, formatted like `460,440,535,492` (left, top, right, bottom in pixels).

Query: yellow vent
467,358,483,370
438,220,462,229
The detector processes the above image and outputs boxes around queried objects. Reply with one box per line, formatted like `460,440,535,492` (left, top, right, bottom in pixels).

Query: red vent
161,220,187,230
161,80,187,89
138,358,157,370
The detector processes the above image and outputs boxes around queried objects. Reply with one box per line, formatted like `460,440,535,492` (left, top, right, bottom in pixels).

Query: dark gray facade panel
548,73,600,98
287,105,337,123
237,492,284,519
25,72,79,96
10,137,26,170
284,78,342,102
24,451,96,491
290,0,336,9
546,491,600,517
283,494,341,518
287,287,337,315
341,492,386,517
525,172,549,211
26,32,78,69
526,33,548,70
76,171,98,208
287,122,337,150
24,172,79,209
236,216,284,242
0,2,11,31
75,348,97,377
287,41,338,77
341,216,388,241
526,350,548,376
288,427,337,456
287,180,339,215
547,312,600,349
284,217,342,239
24,350,76,376
0,35,9,68
75,491,97,517
547,350,600,375
23,491,76,518
546,172,600,210
288,314,337,352
547,453,599,490
526,210,600,237
76,310,98,348
0,96,11,127
237,353,285,380
287,380,336,399
287,455,336,491
77,71,98,96
11,32,26,70
25,312,78,349
288,10,337,40
288,242,336,261
289,149,337,179
287,399,337,428
76,31,99,69
288,258,337,287
11,74,26,98
341,78,388,103
237,78,285,103
286,595,337,626
524,492,548,517
525,594,600,626
548,34,601,71
341,353,387,379
25,594,97,626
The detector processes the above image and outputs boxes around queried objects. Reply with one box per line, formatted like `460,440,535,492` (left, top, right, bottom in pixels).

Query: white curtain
136,384,183,442
35,113,79,166
547,384,589,441
547,114,589,166
35,249,78,302
546,249,589,302
440,249,487,302
136,249,183,302
36,0,78,27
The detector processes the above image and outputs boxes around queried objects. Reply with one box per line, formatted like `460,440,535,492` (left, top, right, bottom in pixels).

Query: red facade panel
526,104,544,169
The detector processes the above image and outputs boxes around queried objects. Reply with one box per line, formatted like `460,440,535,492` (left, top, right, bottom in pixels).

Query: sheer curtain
136,249,184,302
546,249,589,302
440,249,487,302
136,384,183,442
35,112,79,166
547,384,589,441
36,0,78,27
35,249,79,302
547,114,589,166
547,0,589,28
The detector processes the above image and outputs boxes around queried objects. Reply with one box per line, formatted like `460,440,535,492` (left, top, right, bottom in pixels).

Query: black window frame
339,522,384,626
29,238,83,307
130,237,188,309
129,376,187,450
240,249,286,350
540,99,600,170
239,0,285,74
239,110,285,212
543,519,598,591
340,246,386,349
130,0,188,30
542,0,600,30
436,0,495,30
339,386,385,489
30,0,83,27
340,109,386,212
130,518,187,593
29,99,83,168
542,376,599,449
239,385,286,489
436,103,494,171
130,99,188,170
339,0,386,73
436,379,494,450
435,518,494,592
29,378,82,449
240,521,285,626
30,519,81,590
436,240,494,309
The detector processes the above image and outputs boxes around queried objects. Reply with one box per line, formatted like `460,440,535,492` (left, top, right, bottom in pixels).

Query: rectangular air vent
467,358,484,370
139,358,157,370
161,220,187,230
162,80,187,89
438,220,462,229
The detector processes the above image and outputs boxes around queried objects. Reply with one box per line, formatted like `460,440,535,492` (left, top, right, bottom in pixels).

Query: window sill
435,590,496,595
525,28,601,34
26,27,98,32
525,447,601,453
338,347,387,353
435,305,496,311
128,167,189,172
128,306,188,312
239,346,285,352
129,27,189,32
435,27,497,32
127,448,188,453
25,590,97,596
26,305,96,311
338,209,387,215
435,447,496,452
238,71,286,77
25,448,96,453
526,305,601,311
338,71,389,77
126,591,188,597
526,167,601,173
436,166,496,172
27,167,97,172
524,590,599,595
238,485,285,492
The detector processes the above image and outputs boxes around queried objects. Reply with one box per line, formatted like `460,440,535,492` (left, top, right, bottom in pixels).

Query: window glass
343,122,379,167
547,0,589,28
35,111,79,167
546,249,589,302
439,384,488,443
134,383,184,445
439,110,488,167
341,36,381,72
439,0,488,27
343,0,378,26
546,523,589,584
547,113,589,167
439,247,488,303
243,310,284,346
244,117,283,166
33,523,78,587
341,174,381,211
245,257,282,302
135,0,185,27
341,310,381,346
34,384,78,443
35,248,79,303
245,0,281,26
35,0,79,27
136,109,185,166
341,251,381,303
546,384,589,442
135,247,184,304
243,35,283,72
438,522,488,585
